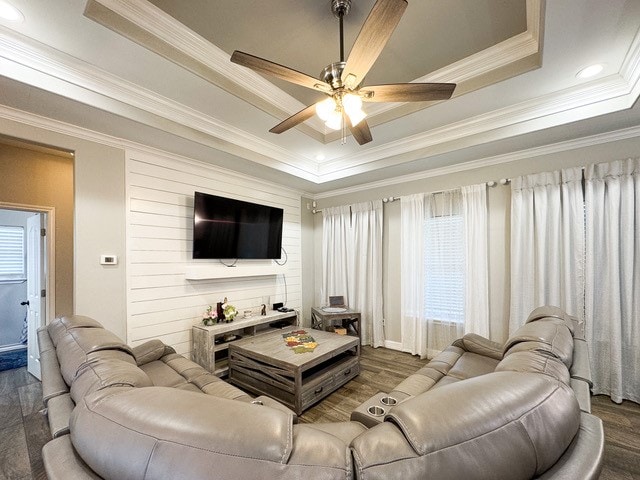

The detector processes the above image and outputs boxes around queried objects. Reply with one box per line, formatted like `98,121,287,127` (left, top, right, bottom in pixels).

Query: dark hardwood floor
1,347,638,479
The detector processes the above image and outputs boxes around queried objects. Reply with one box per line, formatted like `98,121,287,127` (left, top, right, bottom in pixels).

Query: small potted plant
202,305,217,326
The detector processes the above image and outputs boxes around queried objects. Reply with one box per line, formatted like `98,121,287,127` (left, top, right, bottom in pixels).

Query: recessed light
0,1,23,22
576,64,604,79
315,154,326,161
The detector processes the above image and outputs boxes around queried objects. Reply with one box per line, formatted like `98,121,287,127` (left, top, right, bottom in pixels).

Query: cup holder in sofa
367,405,386,417
380,396,397,406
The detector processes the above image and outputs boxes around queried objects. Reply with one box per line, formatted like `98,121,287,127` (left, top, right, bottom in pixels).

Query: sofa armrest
453,333,503,360
47,393,75,438
131,339,175,366
535,413,603,480
42,435,102,480
570,378,592,413
570,338,593,387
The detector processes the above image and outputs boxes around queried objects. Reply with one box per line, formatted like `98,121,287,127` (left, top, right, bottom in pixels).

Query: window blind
424,215,464,322
0,226,25,280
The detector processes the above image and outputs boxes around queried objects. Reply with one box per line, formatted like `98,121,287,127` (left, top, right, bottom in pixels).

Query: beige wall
0,119,127,339
300,198,316,327
311,135,640,345
0,142,74,318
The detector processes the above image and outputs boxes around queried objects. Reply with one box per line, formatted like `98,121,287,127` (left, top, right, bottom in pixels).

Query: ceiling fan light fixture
325,110,343,130
346,108,366,127
343,93,366,126
316,97,337,121
343,93,362,112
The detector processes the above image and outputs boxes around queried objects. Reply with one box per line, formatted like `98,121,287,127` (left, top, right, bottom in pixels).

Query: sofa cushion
352,371,581,480
139,353,250,401
53,323,134,386
496,351,570,385
504,319,573,367
71,357,152,403
391,371,439,397
446,352,500,380
452,333,503,360
70,387,296,480
48,315,104,347
131,339,175,366
526,305,585,339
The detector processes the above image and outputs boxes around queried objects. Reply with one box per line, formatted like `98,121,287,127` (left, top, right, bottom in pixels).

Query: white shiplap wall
125,150,302,357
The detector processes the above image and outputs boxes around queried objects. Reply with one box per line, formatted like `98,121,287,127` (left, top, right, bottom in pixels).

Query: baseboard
384,340,402,351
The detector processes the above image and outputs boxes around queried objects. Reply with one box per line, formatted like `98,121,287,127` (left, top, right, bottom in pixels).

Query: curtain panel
400,185,489,359
321,201,384,347
509,168,585,334
461,184,490,338
585,159,640,403
400,194,426,356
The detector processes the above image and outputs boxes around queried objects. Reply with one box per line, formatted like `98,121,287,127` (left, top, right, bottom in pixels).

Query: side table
311,307,361,342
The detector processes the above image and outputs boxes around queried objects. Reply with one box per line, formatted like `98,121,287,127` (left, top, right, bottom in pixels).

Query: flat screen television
192,192,283,259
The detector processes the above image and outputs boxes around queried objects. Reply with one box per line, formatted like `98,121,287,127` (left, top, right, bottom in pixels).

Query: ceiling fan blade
360,83,456,102
231,51,331,92
348,117,373,145
341,0,408,89
269,104,318,134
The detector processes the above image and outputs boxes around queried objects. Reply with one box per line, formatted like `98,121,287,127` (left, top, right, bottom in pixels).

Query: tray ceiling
0,0,638,194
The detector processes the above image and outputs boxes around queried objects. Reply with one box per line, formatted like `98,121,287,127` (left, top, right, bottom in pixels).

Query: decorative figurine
216,302,225,321
261,304,267,316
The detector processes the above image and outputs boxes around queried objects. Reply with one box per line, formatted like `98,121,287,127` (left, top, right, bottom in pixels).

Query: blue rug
0,348,27,371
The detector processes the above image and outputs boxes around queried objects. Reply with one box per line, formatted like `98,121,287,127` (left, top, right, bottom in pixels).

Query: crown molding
0,26,321,180
312,124,640,200
318,73,632,179
85,0,328,135
0,104,309,196
362,30,540,119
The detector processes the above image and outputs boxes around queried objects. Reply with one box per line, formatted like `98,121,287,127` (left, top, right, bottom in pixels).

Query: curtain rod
311,180,509,214
311,196,399,214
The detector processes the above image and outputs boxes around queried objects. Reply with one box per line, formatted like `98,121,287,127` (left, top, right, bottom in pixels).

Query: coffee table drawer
333,357,360,385
302,375,336,408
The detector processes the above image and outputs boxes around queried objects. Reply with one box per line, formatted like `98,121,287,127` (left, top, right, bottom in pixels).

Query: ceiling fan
230,0,456,145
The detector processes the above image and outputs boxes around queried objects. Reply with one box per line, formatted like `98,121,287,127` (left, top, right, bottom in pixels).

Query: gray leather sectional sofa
38,306,603,479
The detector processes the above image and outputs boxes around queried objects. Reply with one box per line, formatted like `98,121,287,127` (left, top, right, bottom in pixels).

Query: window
424,214,464,322
0,225,25,281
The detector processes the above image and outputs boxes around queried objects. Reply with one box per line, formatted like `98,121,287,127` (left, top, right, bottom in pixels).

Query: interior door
26,213,45,379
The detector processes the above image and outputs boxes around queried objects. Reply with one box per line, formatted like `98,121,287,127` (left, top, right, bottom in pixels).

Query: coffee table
228,327,360,415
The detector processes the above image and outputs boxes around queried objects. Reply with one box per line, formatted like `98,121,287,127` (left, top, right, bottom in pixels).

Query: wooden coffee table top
230,327,359,369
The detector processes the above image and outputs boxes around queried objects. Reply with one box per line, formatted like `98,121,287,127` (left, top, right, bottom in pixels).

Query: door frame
0,201,56,325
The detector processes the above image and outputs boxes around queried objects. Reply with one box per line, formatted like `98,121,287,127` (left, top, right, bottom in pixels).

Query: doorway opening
0,204,54,379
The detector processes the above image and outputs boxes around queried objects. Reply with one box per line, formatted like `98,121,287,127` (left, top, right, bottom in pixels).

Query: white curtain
400,186,489,358
461,184,490,337
509,168,585,334
350,201,384,347
321,205,351,306
321,201,384,347
400,194,426,356
585,159,640,403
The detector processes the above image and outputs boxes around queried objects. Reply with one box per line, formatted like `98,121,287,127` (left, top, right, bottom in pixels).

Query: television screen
192,192,283,259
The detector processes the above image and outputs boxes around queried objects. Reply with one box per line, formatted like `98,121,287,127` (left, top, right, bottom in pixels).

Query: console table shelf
192,310,298,377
